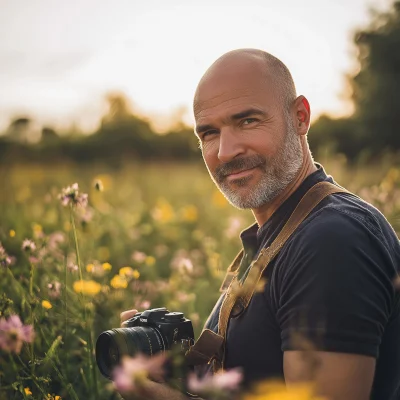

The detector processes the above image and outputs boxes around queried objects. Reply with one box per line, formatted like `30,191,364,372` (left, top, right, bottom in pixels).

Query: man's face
194,60,303,210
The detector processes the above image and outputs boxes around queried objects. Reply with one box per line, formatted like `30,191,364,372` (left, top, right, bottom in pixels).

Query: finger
120,309,138,325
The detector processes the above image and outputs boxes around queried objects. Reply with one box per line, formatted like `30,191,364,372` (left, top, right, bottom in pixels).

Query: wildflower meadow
0,159,399,399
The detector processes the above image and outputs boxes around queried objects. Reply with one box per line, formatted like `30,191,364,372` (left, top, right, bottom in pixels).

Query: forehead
194,63,275,124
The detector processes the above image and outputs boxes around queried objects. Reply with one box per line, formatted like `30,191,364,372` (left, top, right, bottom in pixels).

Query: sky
0,0,393,133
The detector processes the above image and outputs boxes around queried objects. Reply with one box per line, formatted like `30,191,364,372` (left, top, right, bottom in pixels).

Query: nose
218,128,245,163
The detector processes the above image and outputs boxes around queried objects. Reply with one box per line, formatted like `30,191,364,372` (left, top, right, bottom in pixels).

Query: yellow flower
86,263,95,273
212,190,228,208
46,395,61,400
151,198,174,223
32,223,42,233
145,256,156,267
42,300,52,309
9,229,16,237
73,280,102,296
119,266,134,276
24,387,32,396
102,262,112,271
180,205,198,222
132,269,140,279
110,275,128,289
243,381,324,400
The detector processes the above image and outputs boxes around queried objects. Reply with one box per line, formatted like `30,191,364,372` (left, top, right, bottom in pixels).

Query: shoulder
292,192,393,253
273,192,399,291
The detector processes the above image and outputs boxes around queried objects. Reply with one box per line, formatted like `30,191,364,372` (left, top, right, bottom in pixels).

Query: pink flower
225,217,242,239
131,251,147,263
45,232,65,261
0,243,12,268
138,300,151,309
176,291,195,303
0,315,35,354
67,261,78,272
187,368,243,396
47,232,65,251
48,281,62,299
21,239,36,252
112,353,166,393
58,183,88,208
171,252,194,274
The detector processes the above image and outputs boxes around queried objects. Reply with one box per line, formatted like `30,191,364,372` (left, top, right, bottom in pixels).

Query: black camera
95,307,195,379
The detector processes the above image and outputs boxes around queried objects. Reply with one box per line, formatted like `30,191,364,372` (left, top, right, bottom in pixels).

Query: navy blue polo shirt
203,164,400,399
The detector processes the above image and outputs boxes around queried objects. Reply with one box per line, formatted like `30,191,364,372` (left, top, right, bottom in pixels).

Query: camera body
121,307,195,352
96,307,194,379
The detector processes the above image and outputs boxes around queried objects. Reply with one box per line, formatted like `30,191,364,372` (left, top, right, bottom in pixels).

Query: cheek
201,140,219,162
250,133,278,157
201,146,219,172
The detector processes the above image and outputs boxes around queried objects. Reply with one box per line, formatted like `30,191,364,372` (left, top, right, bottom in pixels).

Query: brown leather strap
219,249,243,292
184,329,224,366
185,181,353,370
216,182,352,370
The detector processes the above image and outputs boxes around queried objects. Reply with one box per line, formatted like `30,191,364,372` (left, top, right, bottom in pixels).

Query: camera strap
185,181,352,372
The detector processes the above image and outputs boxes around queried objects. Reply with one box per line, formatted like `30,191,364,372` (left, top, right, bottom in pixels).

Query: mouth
226,166,259,181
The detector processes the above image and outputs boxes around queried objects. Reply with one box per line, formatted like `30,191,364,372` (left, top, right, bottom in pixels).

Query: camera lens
96,327,166,379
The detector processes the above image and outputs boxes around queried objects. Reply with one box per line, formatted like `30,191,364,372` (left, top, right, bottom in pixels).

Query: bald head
194,49,297,114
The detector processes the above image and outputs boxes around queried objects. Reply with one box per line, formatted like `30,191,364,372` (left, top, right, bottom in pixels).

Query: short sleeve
276,208,395,358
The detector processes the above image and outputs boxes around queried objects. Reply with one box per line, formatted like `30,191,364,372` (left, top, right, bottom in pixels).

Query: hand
120,309,138,326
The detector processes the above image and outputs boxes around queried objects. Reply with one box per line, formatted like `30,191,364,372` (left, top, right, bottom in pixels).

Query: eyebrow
231,108,267,120
195,123,215,136
195,108,267,136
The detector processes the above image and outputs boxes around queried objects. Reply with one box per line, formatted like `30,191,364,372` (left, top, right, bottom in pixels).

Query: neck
252,139,317,227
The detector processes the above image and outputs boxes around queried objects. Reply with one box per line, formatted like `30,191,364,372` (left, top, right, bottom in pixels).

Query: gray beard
209,118,303,210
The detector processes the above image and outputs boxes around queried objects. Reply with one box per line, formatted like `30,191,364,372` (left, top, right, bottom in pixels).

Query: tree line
1,1,399,165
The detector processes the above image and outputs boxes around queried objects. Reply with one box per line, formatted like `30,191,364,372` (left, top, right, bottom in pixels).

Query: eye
201,130,218,140
242,118,258,126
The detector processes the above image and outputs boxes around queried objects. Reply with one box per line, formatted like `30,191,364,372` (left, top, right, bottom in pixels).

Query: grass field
0,158,399,399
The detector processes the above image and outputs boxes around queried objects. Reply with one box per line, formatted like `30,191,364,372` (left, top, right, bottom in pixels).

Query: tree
309,1,400,161
350,1,400,152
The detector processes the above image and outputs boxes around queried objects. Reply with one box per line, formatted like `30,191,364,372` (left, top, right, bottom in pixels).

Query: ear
293,95,311,136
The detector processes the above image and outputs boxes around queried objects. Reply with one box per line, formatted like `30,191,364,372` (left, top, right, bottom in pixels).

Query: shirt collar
239,163,332,251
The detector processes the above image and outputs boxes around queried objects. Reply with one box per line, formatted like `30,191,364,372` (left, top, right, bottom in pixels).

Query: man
119,49,400,399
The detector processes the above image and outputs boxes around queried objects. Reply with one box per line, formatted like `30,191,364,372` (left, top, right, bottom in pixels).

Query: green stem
31,378,49,398
8,354,18,373
48,358,80,400
29,262,34,298
87,314,99,399
69,206,98,399
64,247,69,382
70,207,84,291
70,208,87,325
29,262,35,374
14,355,29,400
6,268,31,310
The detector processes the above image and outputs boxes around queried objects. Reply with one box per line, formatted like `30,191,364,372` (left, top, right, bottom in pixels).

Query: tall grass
0,159,399,399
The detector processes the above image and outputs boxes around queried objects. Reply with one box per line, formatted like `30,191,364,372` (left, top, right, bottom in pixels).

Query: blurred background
0,0,400,398
0,0,399,164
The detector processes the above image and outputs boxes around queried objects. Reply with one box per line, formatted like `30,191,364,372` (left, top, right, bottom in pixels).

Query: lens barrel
96,326,166,379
